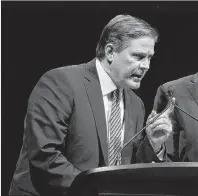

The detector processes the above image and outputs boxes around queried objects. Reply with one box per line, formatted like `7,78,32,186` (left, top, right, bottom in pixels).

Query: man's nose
139,59,150,70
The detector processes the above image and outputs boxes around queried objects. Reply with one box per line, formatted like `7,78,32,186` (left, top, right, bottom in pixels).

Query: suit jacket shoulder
28,62,87,104
40,63,86,86
162,74,195,93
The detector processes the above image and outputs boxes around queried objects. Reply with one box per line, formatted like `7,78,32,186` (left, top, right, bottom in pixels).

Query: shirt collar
95,58,117,96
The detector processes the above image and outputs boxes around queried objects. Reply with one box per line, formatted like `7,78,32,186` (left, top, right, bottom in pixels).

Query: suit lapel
122,88,135,164
188,73,198,106
84,59,108,165
123,88,134,144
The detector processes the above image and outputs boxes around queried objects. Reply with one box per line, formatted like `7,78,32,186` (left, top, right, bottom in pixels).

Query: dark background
2,1,198,195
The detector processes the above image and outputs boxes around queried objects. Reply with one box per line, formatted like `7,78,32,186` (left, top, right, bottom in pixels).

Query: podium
68,162,198,196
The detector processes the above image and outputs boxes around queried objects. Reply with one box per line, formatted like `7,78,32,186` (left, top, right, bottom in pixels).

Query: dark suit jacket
9,59,159,196
153,73,198,162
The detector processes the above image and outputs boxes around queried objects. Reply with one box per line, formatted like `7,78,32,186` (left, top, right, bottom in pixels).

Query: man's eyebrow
132,52,154,57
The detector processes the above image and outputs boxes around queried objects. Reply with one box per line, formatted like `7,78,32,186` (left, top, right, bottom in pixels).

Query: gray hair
96,14,159,60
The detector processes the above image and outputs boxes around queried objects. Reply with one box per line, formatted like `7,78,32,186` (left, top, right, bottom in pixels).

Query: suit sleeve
25,69,80,195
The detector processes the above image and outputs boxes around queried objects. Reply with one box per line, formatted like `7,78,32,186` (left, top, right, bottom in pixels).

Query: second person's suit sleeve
25,69,81,195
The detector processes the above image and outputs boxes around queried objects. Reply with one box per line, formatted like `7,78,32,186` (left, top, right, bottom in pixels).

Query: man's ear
104,43,115,63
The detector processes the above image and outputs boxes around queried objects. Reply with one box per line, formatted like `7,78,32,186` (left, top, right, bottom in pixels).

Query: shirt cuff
155,144,165,161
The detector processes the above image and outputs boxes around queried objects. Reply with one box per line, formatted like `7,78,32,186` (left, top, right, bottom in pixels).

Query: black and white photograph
2,1,198,196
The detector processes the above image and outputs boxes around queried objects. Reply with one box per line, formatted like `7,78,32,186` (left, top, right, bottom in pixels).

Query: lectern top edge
84,162,198,175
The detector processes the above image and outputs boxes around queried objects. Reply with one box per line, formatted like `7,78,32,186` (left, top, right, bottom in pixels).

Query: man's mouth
129,73,143,80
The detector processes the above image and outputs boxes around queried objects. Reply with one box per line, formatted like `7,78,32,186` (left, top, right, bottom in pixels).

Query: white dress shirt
95,59,125,147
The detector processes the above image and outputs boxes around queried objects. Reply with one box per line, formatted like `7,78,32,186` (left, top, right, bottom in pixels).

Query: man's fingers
146,116,173,140
147,123,172,137
152,130,167,138
150,117,172,129
152,124,172,133
151,135,169,144
147,110,157,124
147,110,157,120
151,110,157,116
162,97,176,117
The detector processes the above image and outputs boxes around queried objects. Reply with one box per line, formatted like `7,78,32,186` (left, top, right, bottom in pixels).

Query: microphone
115,92,174,165
166,86,198,122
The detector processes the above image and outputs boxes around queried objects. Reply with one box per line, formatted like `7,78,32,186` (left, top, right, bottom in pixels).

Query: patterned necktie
108,88,122,166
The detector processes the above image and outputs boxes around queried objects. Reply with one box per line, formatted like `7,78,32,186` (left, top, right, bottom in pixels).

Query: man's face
108,36,155,89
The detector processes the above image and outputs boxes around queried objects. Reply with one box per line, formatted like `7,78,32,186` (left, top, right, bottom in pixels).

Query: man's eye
134,55,144,60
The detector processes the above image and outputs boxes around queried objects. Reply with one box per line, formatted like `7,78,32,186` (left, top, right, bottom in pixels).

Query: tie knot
113,88,120,101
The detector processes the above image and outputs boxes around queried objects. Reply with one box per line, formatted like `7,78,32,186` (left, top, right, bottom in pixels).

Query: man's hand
146,98,175,152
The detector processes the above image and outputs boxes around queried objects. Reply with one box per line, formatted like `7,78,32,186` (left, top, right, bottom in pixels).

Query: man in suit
9,15,173,196
153,73,198,161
